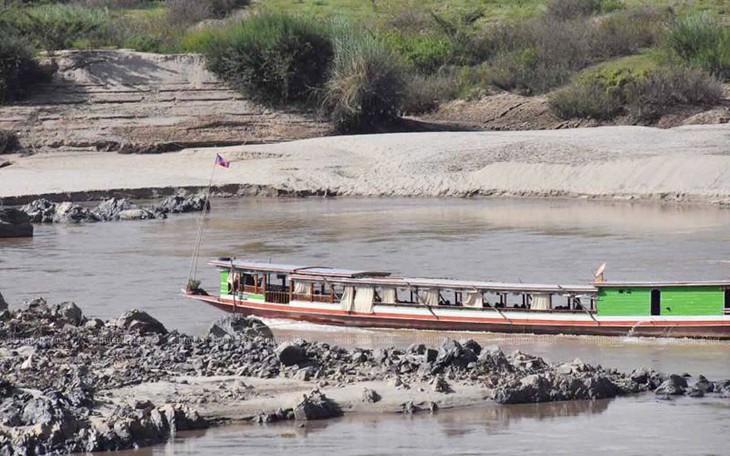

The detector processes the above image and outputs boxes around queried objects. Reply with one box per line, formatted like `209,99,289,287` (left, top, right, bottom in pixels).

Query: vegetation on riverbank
0,0,728,131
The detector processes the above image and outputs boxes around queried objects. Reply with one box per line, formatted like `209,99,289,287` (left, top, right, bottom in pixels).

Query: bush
591,7,670,59
11,4,109,53
549,77,624,120
402,71,460,114
201,13,334,106
99,9,182,53
625,67,723,121
167,0,249,27
545,0,606,20
665,12,730,81
325,26,407,132
0,30,36,104
550,65,723,122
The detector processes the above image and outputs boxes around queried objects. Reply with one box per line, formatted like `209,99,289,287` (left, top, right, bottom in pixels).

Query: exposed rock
276,341,308,367
117,309,168,335
293,390,342,421
155,194,208,215
654,374,688,396
92,198,135,221
52,301,84,326
118,208,159,220
400,400,438,414
252,407,291,424
477,346,512,372
207,315,274,340
362,388,381,403
0,291,7,312
20,199,56,223
432,377,453,394
52,202,100,223
0,207,33,237
433,338,478,371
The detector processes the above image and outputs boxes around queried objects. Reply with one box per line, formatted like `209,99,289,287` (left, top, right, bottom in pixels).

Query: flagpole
186,158,218,289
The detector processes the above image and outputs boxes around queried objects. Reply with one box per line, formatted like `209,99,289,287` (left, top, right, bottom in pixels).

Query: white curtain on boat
353,287,375,313
294,281,310,295
340,286,355,311
531,294,552,311
381,287,397,304
420,288,440,307
463,291,483,308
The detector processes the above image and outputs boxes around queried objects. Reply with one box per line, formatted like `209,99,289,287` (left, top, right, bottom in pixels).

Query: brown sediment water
1,197,729,454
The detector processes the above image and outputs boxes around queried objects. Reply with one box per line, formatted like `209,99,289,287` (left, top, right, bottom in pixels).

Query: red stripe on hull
188,295,730,340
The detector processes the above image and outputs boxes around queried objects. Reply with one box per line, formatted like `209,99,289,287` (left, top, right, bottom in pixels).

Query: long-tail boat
184,259,730,339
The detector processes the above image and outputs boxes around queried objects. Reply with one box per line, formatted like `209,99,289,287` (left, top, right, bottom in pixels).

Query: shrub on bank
166,0,249,27
325,26,407,132
200,13,334,106
550,65,723,121
9,4,109,53
0,30,36,104
665,12,730,81
402,71,460,114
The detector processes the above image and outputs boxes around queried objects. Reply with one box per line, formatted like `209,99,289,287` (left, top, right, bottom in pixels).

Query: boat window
725,289,730,310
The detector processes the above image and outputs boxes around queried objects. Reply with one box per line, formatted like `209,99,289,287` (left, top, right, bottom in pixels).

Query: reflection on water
3,197,730,455
112,396,730,456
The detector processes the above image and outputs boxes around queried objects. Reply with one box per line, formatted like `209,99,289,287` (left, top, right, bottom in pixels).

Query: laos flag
215,153,230,168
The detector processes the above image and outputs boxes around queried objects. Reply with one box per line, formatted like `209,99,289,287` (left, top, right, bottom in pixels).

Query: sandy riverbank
1,124,729,204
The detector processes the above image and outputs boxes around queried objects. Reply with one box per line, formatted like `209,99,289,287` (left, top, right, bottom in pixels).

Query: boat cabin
595,281,730,316
209,259,598,314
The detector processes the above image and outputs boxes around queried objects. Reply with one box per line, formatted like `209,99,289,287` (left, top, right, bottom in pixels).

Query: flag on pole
215,153,230,168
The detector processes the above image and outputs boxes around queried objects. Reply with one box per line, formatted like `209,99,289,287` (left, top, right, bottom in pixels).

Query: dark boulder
654,374,688,396
276,341,308,367
0,291,7,312
21,199,57,223
207,315,274,340
0,207,33,237
692,375,714,394
477,346,512,372
433,338,478,371
52,301,84,326
293,390,342,421
117,309,168,335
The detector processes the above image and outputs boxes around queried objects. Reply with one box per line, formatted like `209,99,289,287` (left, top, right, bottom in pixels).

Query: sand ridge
1,124,729,203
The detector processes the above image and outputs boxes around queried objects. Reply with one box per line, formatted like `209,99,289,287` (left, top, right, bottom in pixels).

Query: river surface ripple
1,198,729,455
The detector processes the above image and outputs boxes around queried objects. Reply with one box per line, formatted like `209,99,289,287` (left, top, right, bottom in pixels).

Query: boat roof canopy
595,280,730,288
208,259,391,278
210,259,595,294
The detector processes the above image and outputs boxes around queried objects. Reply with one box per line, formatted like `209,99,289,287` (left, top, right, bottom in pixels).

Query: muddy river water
1,198,729,455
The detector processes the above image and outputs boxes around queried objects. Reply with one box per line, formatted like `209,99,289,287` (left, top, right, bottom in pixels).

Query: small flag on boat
215,153,230,168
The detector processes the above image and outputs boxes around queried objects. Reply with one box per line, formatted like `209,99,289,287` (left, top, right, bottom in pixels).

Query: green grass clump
199,12,334,106
8,4,110,54
325,23,408,132
0,27,36,104
665,12,730,80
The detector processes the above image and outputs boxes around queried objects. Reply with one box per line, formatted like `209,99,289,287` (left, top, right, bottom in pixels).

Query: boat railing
291,293,335,303
265,290,291,304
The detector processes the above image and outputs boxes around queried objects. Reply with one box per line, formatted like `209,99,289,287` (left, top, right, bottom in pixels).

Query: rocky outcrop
206,315,274,339
0,207,33,237
0,291,7,311
156,194,209,215
293,390,342,421
52,202,99,223
117,309,168,335
19,194,208,224
276,341,309,367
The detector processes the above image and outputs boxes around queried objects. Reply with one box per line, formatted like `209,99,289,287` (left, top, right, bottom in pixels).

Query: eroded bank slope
1,124,729,204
